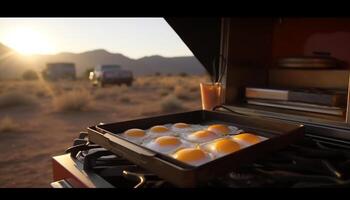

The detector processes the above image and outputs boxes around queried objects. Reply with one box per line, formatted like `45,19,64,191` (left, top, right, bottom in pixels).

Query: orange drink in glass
200,82,224,110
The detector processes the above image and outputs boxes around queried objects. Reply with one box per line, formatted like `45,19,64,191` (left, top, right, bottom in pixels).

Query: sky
0,18,193,59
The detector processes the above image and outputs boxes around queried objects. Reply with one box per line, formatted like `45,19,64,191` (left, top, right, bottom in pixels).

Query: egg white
143,136,193,154
182,130,221,143
204,124,241,136
177,124,209,138
170,123,203,133
231,134,267,147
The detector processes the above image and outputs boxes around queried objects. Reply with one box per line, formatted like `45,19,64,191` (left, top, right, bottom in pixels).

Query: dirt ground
0,75,209,187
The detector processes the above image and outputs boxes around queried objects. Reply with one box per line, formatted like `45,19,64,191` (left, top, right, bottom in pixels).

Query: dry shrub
160,94,185,113
140,79,152,88
19,81,50,97
165,85,174,91
140,110,158,117
93,89,109,100
0,92,38,108
179,72,188,77
48,84,64,96
132,79,143,88
133,76,160,89
139,105,159,117
133,77,149,88
36,90,48,98
63,86,73,92
0,117,20,133
173,85,193,100
118,84,129,93
31,84,51,98
119,95,131,103
157,77,175,89
48,80,78,96
22,70,39,80
159,89,169,97
189,85,199,93
53,90,93,112
93,85,129,100
4,83,20,92
187,79,200,92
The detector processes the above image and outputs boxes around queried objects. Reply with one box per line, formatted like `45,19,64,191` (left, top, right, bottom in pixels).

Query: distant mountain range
0,43,207,79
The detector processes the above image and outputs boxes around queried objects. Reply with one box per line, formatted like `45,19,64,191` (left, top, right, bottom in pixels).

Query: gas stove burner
60,131,350,188
228,171,255,181
122,170,170,188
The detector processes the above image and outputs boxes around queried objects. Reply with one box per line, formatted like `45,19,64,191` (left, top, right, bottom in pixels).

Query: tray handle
104,132,156,157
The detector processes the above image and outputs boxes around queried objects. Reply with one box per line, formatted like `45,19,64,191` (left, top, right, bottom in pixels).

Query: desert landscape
0,74,210,187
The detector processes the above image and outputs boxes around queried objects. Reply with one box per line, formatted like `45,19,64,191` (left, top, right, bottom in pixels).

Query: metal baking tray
87,110,304,187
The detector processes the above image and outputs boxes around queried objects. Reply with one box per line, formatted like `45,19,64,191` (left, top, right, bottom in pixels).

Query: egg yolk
234,133,260,144
191,130,216,139
150,125,169,133
155,136,181,146
124,129,146,137
174,123,190,128
212,138,240,154
208,124,230,135
173,148,207,163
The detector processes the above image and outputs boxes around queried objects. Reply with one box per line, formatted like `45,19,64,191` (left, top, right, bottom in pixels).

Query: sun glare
3,27,54,55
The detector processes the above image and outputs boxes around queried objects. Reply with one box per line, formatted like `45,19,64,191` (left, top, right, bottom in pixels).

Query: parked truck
89,64,133,87
43,62,76,81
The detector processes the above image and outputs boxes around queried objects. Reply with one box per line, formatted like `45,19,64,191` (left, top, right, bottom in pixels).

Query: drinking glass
200,82,224,110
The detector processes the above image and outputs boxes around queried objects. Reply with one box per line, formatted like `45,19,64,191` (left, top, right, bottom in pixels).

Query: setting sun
2,27,54,55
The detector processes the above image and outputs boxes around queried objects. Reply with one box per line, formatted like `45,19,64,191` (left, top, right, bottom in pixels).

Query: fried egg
145,136,189,154
147,125,175,138
121,128,147,144
232,133,265,146
183,130,220,143
172,122,190,130
170,122,203,133
207,124,239,136
203,138,241,158
172,147,212,166
171,122,191,132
